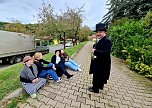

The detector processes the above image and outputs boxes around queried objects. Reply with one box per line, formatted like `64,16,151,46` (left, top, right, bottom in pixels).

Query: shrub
108,11,152,78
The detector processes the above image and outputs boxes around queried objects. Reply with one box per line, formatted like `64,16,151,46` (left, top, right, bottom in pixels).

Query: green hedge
108,11,152,78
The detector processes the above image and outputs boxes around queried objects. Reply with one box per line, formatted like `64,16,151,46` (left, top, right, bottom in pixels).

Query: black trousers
55,62,70,77
92,73,104,92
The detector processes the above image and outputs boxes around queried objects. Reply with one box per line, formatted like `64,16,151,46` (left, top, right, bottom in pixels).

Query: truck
0,30,49,64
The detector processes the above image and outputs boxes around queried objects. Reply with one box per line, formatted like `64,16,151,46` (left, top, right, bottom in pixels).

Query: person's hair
55,50,61,54
60,49,65,53
33,52,42,61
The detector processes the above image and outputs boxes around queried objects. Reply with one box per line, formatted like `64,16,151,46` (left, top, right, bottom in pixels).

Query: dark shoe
48,76,53,80
67,75,73,79
99,86,104,90
99,84,104,90
88,87,99,93
88,86,92,89
104,80,107,84
99,87,103,90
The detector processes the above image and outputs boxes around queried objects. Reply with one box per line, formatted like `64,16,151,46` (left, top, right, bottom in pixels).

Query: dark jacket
51,55,64,64
51,55,67,77
51,55,57,64
90,36,112,83
34,59,52,74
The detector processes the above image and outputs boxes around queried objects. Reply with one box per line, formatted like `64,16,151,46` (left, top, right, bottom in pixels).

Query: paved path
18,42,152,108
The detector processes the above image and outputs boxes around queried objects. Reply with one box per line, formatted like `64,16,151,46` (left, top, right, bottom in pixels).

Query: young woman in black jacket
33,52,62,82
51,50,73,79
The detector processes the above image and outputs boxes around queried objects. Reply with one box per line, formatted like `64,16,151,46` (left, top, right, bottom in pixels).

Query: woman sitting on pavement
20,56,46,98
51,50,73,79
33,52,62,83
60,49,82,72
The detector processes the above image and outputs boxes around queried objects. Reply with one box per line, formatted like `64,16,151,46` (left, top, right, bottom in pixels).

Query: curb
71,42,86,58
0,88,23,106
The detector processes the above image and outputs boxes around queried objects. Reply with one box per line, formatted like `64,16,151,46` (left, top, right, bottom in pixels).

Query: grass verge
0,41,87,107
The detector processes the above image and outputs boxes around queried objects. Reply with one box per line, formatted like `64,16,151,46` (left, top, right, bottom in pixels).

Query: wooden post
59,34,61,44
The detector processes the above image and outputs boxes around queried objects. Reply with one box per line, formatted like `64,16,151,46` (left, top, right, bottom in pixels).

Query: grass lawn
0,41,87,107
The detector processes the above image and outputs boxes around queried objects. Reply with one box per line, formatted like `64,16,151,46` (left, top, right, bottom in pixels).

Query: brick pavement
18,41,152,108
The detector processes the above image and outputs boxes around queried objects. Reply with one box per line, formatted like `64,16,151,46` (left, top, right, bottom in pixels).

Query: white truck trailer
0,30,49,64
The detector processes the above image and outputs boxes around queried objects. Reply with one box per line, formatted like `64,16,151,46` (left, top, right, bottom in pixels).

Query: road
49,44,64,53
0,44,64,69
0,63,10,69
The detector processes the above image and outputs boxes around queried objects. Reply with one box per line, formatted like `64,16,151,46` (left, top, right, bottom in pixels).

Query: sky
0,0,108,28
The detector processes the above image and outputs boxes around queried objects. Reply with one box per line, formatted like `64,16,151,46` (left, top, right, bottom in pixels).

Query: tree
59,6,84,44
3,19,26,33
78,25,91,42
36,1,84,44
0,22,8,30
36,1,56,38
103,0,152,23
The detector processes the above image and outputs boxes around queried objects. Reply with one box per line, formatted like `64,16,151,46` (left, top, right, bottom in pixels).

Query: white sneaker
78,64,81,67
77,68,82,72
56,77,62,83
30,93,37,98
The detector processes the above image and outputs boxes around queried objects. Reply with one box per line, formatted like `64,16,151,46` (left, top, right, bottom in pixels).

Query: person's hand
32,78,39,83
92,49,95,53
65,58,68,61
35,78,39,82
52,64,56,71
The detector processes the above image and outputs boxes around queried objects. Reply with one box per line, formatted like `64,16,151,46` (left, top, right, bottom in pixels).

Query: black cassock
89,36,112,90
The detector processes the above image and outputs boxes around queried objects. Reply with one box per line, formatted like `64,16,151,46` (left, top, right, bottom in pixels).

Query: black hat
94,23,107,32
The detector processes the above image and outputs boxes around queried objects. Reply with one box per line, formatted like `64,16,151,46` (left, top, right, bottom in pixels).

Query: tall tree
78,25,91,42
36,1,84,44
36,2,56,38
60,6,84,44
103,0,152,23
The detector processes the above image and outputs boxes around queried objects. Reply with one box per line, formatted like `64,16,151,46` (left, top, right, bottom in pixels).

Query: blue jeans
64,59,79,71
38,63,58,81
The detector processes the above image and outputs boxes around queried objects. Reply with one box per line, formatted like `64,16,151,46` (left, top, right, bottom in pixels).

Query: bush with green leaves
108,11,152,78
